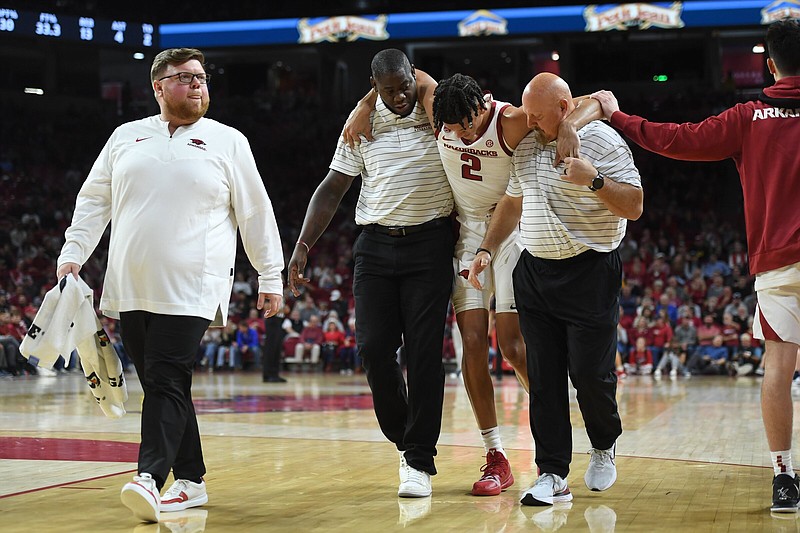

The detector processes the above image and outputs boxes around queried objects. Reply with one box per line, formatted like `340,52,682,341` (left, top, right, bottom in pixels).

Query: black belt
362,217,449,238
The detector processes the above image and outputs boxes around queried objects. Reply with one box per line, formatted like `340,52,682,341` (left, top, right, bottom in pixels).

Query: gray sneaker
585,443,617,491
520,473,573,506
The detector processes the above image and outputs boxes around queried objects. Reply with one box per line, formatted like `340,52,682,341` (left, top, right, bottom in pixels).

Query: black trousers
353,220,454,475
513,249,623,479
120,311,211,490
263,315,285,379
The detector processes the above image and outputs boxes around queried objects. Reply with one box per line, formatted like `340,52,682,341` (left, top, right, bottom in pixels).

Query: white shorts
753,261,800,345
452,216,522,315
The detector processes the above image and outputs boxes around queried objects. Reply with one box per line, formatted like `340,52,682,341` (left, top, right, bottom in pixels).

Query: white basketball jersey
436,98,514,219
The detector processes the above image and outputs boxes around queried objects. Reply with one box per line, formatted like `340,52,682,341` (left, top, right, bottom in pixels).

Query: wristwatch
588,172,605,192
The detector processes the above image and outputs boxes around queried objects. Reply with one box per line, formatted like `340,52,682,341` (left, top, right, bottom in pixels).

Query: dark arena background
1,1,797,532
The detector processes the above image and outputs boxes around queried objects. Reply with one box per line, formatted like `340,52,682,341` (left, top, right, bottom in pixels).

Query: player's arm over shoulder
414,68,438,128
499,105,531,150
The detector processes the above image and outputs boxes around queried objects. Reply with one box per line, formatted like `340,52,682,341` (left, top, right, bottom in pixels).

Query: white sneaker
398,452,432,497
653,369,662,379
121,473,160,523
585,443,617,491
161,479,208,512
520,473,572,506
669,368,678,378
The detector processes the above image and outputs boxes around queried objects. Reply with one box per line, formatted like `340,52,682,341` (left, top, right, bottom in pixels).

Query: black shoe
772,473,800,512
263,376,287,383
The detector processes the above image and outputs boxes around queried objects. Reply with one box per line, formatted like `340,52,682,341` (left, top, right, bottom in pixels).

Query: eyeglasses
157,72,211,84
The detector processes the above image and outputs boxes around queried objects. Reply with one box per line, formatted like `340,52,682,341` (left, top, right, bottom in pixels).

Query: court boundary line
0,468,136,499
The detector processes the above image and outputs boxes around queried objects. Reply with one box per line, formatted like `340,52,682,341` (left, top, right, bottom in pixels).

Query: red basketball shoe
472,449,514,496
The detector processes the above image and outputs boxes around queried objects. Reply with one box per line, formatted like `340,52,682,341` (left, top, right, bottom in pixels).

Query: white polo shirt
329,97,453,226
507,121,641,259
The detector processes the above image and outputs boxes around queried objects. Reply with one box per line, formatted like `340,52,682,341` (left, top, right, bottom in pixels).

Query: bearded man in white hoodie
57,47,284,523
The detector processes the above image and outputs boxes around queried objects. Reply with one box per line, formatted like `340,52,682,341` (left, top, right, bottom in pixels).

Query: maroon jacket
300,325,324,345
610,76,800,275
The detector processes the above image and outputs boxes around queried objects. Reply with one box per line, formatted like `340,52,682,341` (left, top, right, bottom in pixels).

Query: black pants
120,311,211,490
513,249,623,479
263,315,285,380
353,220,454,475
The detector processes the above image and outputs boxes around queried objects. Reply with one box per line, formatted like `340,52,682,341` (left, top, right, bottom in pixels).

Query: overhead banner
583,3,685,32
159,1,794,48
297,15,388,43
457,10,509,37
761,0,800,23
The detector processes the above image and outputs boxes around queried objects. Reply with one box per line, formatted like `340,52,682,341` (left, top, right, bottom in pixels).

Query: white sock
480,427,505,456
771,450,795,476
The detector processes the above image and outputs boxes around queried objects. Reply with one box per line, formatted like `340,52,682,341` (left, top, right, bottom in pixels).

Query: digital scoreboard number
0,8,156,48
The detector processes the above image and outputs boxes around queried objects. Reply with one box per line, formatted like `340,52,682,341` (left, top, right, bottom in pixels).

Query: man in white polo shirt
470,72,643,507
288,48,454,499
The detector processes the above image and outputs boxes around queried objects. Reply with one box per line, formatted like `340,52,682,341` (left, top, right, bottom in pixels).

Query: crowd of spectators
0,72,763,382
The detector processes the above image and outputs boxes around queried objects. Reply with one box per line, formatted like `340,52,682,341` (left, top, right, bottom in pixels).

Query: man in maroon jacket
592,19,800,513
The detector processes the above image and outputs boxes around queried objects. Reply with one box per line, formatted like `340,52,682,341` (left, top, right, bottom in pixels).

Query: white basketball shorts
753,261,800,345
452,216,522,315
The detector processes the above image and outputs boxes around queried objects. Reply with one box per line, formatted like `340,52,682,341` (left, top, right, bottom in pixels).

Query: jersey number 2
461,153,482,181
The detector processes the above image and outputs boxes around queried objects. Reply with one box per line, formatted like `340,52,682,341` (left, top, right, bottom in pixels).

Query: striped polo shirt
329,97,453,226
507,121,641,259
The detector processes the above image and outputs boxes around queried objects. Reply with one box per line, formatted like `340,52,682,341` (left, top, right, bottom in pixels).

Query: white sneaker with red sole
161,479,208,512
121,473,160,522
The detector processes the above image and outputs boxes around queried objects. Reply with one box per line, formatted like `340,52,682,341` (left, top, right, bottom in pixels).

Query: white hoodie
58,115,284,326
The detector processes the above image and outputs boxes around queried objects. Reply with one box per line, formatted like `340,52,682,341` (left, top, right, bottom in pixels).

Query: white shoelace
403,464,428,486
133,474,155,486
164,479,189,498
535,473,557,488
588,448,614,468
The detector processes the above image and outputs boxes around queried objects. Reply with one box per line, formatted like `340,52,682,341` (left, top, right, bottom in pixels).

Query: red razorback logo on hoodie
187,138,207,151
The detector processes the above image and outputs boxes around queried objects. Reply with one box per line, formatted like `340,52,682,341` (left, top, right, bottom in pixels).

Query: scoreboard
0,7,156,48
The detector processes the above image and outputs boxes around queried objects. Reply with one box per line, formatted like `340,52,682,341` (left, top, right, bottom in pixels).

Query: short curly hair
432,73,486,131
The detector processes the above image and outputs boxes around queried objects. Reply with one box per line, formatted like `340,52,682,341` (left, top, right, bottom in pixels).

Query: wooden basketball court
1,370,798,532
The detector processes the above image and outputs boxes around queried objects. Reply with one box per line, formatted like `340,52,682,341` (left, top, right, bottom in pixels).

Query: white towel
20,276,128,418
